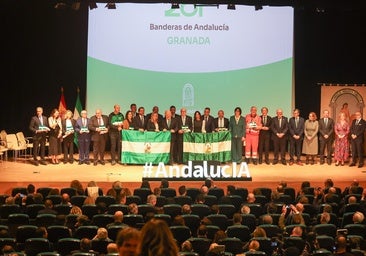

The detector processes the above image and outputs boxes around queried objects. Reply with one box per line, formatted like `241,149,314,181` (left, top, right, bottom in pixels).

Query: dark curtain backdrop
1,0,366,136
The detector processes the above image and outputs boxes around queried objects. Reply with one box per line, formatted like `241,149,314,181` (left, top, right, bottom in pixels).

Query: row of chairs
0,131,34,161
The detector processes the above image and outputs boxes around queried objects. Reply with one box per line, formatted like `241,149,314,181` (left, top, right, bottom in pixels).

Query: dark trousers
33,135,46,160
231,137,243,163
319,138,333,160
258,133,270,162
93,138,106,161
78,137,90,162
273,136,287,161
63,136,74,161
110,132,121,162
176,134,184,164
289,137,303,161
351,139,364,164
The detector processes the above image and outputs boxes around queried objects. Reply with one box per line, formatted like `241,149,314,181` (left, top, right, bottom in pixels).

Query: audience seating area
0,182,366,256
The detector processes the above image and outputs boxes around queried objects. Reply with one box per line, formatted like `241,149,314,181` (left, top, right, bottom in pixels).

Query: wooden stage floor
1,155,366,196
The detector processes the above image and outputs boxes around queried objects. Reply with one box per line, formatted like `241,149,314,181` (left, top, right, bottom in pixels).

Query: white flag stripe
184,141,231,154
122,141,170,154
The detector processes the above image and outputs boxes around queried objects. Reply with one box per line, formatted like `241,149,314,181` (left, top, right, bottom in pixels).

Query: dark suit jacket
203,115,215,133
146,119,162,131
260,115,272,136
214,117,229,130
350,118,366,142
288,117,305,138
75,117,91,139
133,114,147,130
318,117,334,141
177,115,193,131
271,116,289,138
29,115,49,139
88,115,109,141
161,117,179,132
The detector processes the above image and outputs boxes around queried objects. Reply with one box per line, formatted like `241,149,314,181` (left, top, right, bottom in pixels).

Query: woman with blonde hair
137,219,178,256
62,110,76,164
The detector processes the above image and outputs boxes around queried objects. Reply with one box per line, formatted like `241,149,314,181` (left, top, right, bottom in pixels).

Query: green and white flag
183,131,232,162
73,88,83,147
122,130,171,164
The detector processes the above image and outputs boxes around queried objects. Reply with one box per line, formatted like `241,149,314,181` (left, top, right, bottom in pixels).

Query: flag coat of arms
122,130,171,164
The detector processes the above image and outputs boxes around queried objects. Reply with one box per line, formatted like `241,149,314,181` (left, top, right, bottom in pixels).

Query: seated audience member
181,240,193,253
93,227,113,242
246,193,256,203
137,219,178,256
116,227,141,256
353,211,365,224
107,243,118,254
178,185,187,196
333,235,354,256
197,224,208,238
107,211,128,228
182,204,192,214
61,193,72,205
71,238,98,255
70,205,83,215
75,214,91,228
85,180,104,200
128,203,138,215
38,199,57,215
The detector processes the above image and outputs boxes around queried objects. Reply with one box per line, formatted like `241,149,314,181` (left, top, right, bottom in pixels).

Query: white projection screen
87,3,294,117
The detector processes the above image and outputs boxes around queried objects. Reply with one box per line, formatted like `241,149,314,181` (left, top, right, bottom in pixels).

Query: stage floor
1,154,366,196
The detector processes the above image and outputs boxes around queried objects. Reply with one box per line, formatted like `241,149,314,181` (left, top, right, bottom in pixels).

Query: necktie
356,119,359,125
324,118,328,127
263,116,266,126
295,118,298,128
182,117,185,125
279,118,282,128
39,116,43,126
98,118,101,126
83,118,86,127
168,119,171,128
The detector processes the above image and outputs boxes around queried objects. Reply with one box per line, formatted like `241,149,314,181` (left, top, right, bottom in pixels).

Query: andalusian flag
183,132,232,162
73,88,83,147
73,88,82,120
122,130,171,164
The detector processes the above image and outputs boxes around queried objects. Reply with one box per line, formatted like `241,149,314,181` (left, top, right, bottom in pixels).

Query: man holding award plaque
176,108,193,164
75,110,91,165
109,104,124,165
29,107,50,166
214,110,229,132
245,106,262,165
89,109,109,166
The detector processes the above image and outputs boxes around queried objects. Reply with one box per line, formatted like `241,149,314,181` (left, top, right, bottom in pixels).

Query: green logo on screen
165,5,203,17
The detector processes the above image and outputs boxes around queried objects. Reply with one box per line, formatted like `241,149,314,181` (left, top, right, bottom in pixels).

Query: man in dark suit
202,107,215,133
162,110,179,164
133,106,146,131
88,109,109,166
214,109,229,131
271,108,288,165
170,105,180,120
288,108,305,165
29,106,49,166
349,111,366,168
258,107,272,165
75,110,91,165
176,108,193,164
318,109,334,165
146,106,164,124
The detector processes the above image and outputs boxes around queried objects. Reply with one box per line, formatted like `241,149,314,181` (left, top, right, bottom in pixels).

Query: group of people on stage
29,103,366,167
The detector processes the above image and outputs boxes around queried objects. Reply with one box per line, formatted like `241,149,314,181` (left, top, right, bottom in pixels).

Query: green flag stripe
122,141,170,154
122,152,170,164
